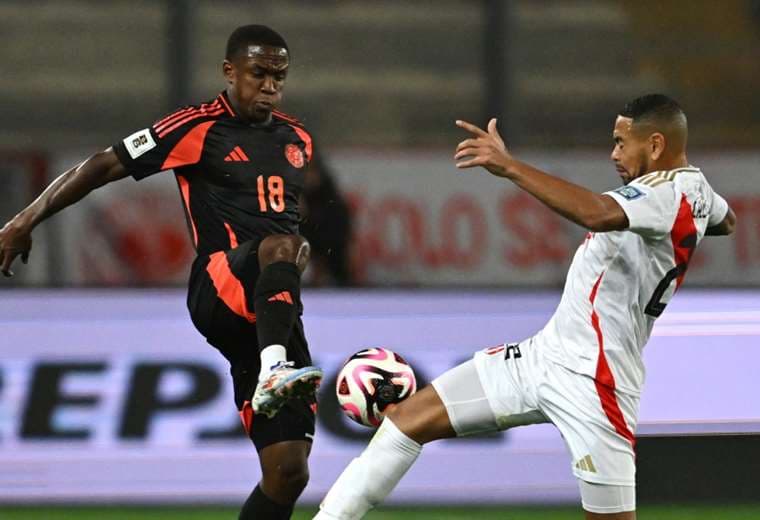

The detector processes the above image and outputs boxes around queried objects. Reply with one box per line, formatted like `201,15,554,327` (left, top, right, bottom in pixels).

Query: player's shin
315,418,422,519
254,261,301,379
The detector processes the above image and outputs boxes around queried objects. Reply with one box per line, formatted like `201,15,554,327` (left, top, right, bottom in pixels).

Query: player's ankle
259,344,287,381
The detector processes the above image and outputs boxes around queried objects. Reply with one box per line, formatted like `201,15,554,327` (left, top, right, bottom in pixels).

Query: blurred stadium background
1,1,759,518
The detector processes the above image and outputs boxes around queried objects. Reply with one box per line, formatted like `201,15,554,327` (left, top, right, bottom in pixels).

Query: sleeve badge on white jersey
613,185,645,200
123,128,157,159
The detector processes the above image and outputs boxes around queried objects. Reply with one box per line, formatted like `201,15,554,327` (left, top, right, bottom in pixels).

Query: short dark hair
619,94,685,124
225,25,289,60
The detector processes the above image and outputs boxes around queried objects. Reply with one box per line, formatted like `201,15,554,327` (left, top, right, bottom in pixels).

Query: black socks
239,484,294,520
254,261,301,351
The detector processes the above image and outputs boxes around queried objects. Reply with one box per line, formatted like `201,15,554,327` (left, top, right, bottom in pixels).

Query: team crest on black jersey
285,144,304,168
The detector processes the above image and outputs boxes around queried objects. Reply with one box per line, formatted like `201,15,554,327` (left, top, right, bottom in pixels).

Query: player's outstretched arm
454,118,628,232
705,206,736,236
0,148,128,277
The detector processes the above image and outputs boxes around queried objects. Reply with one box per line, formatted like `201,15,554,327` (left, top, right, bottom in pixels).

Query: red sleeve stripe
272,110,301,125
157,107,225,138
217,93,236,117
154,100,221,133
154,100,222,136
153,107,196,130
155,100,221,134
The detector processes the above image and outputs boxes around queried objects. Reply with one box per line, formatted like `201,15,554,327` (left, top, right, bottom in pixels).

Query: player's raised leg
252,234,323,417
314,385,452,519
315,357,508,519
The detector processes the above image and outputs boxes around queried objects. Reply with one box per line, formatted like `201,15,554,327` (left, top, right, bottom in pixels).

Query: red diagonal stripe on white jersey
589,272,636,448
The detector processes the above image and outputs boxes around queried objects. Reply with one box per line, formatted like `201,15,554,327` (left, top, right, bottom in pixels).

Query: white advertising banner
1,289,758,504
51,150,759,286
335,151,759,286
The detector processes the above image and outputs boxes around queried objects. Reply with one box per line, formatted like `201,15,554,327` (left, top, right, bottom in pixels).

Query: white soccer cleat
252,361,323,418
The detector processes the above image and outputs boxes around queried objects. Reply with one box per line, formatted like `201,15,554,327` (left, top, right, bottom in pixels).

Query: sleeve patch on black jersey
614,185,645,200
123,128,157,159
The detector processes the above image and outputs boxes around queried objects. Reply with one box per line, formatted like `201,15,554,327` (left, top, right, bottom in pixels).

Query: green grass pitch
2,505,760,519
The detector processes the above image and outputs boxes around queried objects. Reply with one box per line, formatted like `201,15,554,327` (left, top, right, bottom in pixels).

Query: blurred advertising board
1,290,758,503
42,151,760,286
336,151,759,286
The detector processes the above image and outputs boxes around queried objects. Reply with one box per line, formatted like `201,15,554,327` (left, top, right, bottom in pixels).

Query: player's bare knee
385,398,413,429
285,466,310,494
385,386,452,445
258,234,310,272
265,460,309,495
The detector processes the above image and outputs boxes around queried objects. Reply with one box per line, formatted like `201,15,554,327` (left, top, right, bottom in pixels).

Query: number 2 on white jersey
644,231,697,317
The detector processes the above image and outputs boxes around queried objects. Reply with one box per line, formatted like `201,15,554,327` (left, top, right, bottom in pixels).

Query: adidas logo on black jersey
224,146,250,162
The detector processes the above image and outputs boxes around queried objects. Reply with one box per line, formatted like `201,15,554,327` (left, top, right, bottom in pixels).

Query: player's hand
454,118,513,177
0,220,32,277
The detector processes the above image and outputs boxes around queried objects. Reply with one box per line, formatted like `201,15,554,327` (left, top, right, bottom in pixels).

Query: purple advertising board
1,289,758,504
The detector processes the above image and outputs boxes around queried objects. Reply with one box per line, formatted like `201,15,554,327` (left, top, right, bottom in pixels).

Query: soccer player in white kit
314,95,737,520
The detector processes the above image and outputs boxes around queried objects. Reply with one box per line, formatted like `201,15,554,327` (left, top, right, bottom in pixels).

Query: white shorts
432,339,639,489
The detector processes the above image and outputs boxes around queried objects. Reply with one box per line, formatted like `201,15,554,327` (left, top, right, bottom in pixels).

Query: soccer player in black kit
0,25,323,520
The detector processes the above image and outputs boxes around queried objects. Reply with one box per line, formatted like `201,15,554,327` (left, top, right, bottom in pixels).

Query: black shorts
232,357,317,452
185,239,315,451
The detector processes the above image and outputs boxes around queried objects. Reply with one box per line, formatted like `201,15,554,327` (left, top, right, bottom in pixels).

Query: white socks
258,344,287,381
315,418,422,519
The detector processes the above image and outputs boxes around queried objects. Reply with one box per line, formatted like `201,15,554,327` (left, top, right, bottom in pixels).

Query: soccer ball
335,347,417,427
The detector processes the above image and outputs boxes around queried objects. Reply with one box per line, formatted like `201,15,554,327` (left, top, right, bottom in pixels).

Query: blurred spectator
300,148,354,286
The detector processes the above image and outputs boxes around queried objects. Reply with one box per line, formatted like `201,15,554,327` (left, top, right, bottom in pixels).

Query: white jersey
534,166,729,396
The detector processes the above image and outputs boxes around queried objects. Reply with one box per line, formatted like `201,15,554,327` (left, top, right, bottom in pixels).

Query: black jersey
113,91,313,256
